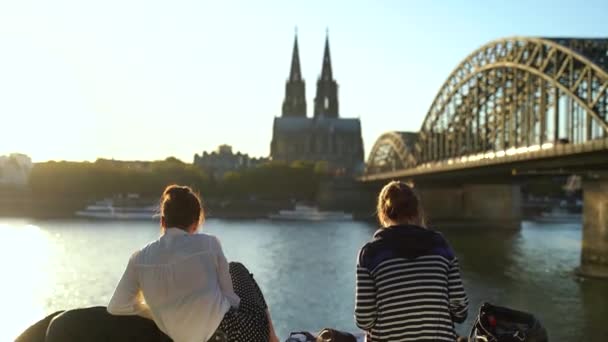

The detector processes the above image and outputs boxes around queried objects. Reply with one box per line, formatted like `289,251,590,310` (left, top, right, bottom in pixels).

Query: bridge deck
362,137,608,181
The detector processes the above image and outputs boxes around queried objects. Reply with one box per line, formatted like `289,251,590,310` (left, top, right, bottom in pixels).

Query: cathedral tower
313,35,339,118
282,34,307,117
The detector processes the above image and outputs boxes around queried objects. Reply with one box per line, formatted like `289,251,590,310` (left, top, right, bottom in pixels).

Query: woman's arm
214,237,241,308
447,257,469,323
354,263,378,330
107,253,152,319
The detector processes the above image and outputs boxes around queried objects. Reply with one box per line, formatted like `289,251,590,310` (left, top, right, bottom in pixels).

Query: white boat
268,204,353,221
75,198,158,220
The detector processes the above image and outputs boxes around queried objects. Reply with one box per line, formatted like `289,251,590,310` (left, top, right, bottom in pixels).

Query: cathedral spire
314,32,339,118
282,31,307,117
320,32,333,81
289,32,302,81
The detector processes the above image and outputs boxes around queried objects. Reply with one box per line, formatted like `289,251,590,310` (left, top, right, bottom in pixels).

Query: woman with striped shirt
355,181,468,341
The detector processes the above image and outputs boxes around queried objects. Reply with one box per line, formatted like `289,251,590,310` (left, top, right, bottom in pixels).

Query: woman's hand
269,332,280,342
266,309,280,342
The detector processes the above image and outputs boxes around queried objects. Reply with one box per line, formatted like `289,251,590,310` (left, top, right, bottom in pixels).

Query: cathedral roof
273,116,361,133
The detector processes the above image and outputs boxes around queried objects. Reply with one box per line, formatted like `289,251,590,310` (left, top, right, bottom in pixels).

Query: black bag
469,302,548,342
285,329,357,342
285,331,316,342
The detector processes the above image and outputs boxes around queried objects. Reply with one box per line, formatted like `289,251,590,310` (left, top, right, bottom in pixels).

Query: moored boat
75,196,157,220
268,204,353,221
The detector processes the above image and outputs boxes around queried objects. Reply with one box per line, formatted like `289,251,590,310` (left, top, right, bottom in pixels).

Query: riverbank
0,187,576,224
0,189,301,220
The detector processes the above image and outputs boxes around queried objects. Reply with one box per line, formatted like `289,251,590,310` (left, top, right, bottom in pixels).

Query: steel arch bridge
366,131,418,174
365,37,608,179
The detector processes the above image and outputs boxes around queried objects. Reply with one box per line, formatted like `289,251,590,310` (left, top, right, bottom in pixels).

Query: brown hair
376,180,425,227
160,185,204,231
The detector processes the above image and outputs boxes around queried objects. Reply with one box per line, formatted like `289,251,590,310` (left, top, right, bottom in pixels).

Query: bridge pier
418,183,522,230
579,174,608,279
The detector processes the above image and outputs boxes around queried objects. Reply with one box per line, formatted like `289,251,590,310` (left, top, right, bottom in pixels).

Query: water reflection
1,218,607,340
204,219,371,335
445,222,608,340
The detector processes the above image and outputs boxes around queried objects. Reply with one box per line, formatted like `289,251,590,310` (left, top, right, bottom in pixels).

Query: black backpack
469,302,548,342
285,329,358,342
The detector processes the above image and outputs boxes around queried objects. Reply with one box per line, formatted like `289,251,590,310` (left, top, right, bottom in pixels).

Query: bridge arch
366,131,418,174
416,37,608,164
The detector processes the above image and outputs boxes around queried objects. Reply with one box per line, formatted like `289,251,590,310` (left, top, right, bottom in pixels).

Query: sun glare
0,223,55,341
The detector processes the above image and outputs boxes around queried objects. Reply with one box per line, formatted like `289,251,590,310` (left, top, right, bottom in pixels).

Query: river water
1,218,606,341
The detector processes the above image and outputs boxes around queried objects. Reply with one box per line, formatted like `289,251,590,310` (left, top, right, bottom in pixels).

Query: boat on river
268,204,353,221
75,195,157,220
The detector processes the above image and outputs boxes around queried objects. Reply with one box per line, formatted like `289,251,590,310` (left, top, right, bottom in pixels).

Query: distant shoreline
0,189,325,221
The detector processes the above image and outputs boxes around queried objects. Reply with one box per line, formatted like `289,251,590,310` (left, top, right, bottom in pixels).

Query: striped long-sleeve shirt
355,225,468,342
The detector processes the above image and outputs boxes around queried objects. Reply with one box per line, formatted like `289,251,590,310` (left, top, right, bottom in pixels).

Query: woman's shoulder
192,231,218,241
191,232,224,251
358,226,456,269
426,228,451,246
357,241,373,262
132,238,160,257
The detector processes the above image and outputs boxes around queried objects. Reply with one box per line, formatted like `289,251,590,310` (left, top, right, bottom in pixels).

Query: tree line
29,158,328,202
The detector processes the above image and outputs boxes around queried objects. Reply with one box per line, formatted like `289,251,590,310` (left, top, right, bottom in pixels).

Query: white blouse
108,228,240,342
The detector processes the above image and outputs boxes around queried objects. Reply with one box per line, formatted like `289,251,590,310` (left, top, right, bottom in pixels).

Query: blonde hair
376,180,425,227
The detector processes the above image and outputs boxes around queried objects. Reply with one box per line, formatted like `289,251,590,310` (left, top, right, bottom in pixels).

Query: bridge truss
366,37,608,176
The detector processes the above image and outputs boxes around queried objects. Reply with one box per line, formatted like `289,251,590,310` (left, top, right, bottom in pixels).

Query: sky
1,0,607,162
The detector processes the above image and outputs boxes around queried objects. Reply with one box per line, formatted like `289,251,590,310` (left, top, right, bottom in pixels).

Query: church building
270,34,364,175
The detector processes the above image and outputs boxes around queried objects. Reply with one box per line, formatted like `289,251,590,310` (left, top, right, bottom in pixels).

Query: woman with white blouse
107,185,278,342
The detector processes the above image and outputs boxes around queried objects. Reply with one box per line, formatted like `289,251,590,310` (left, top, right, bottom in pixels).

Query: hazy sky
1,0,607,162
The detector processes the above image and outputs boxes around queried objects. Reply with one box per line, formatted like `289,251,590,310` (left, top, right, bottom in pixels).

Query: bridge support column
579,175,608,279
463,184,522,230
419,183,521,230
